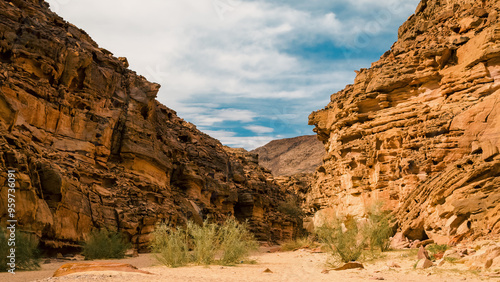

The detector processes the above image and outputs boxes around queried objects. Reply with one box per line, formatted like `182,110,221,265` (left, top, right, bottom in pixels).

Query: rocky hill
251,135,325,176
308,0,500,244
0,0,299,251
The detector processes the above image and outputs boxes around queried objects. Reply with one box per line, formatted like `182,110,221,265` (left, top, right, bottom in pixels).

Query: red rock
334,262,364,271
263,268,273,273
418,246,430,260
53,262,152,277
416,258,434,269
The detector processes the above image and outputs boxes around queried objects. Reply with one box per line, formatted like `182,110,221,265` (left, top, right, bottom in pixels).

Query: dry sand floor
1,248,495,282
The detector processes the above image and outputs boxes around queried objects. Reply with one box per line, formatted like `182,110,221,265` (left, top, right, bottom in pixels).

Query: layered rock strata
0,0,298,251
308,0,500,244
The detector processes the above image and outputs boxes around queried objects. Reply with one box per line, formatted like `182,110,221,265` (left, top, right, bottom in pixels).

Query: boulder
53,262,152,277
418,246,430,260
416,258,434,269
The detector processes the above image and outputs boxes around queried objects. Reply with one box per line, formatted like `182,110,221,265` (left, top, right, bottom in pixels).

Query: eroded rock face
308,0,500,244
0,0,298,251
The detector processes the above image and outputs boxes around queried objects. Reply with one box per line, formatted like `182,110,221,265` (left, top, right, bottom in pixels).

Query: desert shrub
277,198,305,219
280,236,319,251
82,229,130,260
0,228,41,272
151,218,257,267
219,218,258,265
426,243,449,259
316,215,365,263
188,221,219,265
362,202,393,252
444,256,458,263
150,224,190,267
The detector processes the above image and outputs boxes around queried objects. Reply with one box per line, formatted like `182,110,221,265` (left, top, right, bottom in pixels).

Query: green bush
0,228,41,272
188,221,219,265
362,202,393,252
82,229,130,260
150,218,257,267
316,216,365,263
150,225,190,267
426,243,449,259
219,218,258,265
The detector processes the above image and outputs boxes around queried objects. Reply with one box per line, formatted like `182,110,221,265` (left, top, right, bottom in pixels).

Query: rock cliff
0,0,299,251
251,135,325,176
308,0,500,244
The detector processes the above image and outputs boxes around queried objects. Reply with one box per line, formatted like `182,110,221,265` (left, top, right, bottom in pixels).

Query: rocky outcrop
308,0,500,244
251,135,325,176
0,0,298,251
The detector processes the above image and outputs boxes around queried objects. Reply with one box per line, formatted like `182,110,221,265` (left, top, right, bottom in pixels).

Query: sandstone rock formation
0,0,299,251
308,0,500,244
251,135,325,176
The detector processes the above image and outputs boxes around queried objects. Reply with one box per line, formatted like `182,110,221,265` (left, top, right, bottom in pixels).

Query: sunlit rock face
0,0,299,251
308,0,500,244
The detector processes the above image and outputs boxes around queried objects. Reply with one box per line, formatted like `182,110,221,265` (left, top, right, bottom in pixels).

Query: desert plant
151,218,257,267
277,198,305,219
219,218,258,265
362,202,393,252
426,243,449,260
444,256,459,263
150,224,190,267
316,215,365,263
82,229,130,260
280,236,319,251
0,228,41,272
188,220,220,265
426,243,449,254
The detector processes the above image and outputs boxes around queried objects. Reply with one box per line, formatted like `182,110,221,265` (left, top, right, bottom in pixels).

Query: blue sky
46,0,420,149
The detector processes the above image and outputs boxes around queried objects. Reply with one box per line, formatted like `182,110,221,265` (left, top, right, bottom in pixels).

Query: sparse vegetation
219,219,258,265
316,215,365,263
151,218,258,267
188,221,219,265
396,248,419,258
444,256,459,263
362,202,393,252
280,236,319,251
426,243,449,259
150,224,190,267
0,228,41,272
315,203,394,263
277,198,305,219
82,229,131,260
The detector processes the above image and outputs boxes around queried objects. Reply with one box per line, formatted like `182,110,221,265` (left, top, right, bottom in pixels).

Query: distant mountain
251,135,325,176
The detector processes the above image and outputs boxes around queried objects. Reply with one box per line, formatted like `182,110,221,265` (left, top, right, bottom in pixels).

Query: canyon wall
308,0,500,244
0,0,298,251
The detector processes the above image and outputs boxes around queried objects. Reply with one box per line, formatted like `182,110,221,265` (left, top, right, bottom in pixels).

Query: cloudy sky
46,0,420,150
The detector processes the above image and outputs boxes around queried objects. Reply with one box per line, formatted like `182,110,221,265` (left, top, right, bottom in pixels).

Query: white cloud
46,0,419,149
187,108,256,127
244,125,274,134
201,129,275,150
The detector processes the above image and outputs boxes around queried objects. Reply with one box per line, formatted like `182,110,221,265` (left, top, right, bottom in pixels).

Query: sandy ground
1,248,496,282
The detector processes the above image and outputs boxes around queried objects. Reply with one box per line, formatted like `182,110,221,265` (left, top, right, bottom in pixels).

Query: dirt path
1,249,492,282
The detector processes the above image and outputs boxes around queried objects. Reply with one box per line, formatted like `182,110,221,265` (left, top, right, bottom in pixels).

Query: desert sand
1,246,494,282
